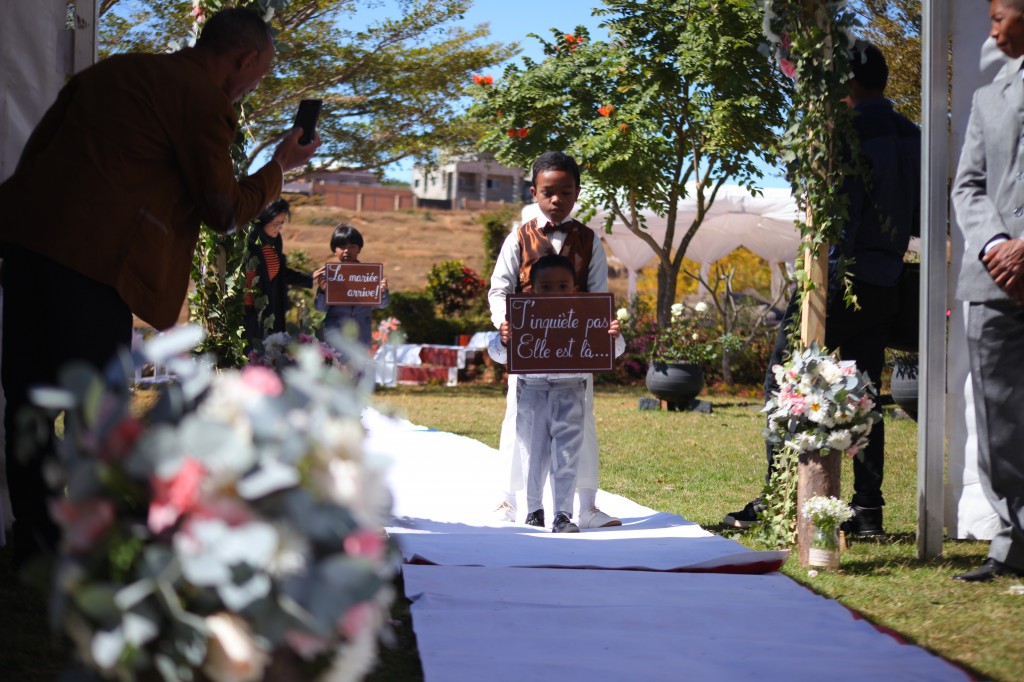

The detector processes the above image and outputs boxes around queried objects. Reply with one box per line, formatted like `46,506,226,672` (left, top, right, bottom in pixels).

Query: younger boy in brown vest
488,151,621,528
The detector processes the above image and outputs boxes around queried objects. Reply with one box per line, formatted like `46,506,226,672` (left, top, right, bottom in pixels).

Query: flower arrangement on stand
759,342,880,546
801,496,854,570
644,301,717,409
33,326,396,682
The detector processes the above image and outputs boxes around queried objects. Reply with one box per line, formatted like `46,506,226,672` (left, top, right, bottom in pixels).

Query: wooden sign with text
324,263,384,306
506,293,615,374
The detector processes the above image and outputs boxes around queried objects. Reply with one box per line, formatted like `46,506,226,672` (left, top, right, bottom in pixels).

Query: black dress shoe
551,512,579,533
953,558,1024,582
840,505,884,537
524,509,545,527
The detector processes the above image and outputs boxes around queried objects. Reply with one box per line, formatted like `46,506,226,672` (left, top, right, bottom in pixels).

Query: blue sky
359,1,788,189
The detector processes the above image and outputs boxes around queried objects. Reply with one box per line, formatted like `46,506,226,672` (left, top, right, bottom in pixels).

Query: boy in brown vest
488,151,622,529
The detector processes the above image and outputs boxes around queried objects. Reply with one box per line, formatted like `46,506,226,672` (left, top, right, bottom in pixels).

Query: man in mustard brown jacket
0,8,318,566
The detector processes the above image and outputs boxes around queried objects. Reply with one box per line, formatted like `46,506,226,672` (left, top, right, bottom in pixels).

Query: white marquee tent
522,186,803,301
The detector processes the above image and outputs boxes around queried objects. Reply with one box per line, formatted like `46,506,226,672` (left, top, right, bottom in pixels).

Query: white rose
202,613,269,682
616,307,629,322
694,301,709,313
670,303,684,318
825,430,853,452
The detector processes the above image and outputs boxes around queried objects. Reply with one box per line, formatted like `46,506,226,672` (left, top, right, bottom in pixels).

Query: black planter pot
645,361,705,411
890,356,919,420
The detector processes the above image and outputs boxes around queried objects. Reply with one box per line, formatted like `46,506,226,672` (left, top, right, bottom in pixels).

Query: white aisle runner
364,409,969,681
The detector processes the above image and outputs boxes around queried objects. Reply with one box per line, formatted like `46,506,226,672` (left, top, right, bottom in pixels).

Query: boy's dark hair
330,223,364,251
531,151,581,188
529,254,575,286
850,43,888,92
196,8,273,55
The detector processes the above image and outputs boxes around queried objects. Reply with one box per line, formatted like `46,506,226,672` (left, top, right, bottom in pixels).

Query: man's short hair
531,152,581,188
529,253,575,286
196,8,273,55
850,43,888,92
999,0,1024,13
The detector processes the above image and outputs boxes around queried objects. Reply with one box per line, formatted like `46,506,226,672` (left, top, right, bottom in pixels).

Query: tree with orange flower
469,0,789,332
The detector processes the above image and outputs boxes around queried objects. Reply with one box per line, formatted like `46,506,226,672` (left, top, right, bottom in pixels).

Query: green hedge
385,291,491,344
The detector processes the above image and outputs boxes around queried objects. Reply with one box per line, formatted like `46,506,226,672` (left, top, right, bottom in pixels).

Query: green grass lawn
3,383,1021,681
373,383,1024,682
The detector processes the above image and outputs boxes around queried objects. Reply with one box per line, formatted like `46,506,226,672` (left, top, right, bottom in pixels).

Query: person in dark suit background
723,43,921,537
0,8,319,566
949,0,1024,582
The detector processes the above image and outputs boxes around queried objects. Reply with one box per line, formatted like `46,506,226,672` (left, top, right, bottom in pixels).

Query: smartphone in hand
293,99,322,145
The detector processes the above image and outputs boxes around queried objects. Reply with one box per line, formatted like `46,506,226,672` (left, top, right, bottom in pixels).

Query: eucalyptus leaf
122,612,159,647
74,584,121,626
90,627,126,670
143,325,205,364
28,386,77,411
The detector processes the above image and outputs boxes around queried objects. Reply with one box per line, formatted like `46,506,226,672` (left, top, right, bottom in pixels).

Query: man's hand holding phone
272,99,322,173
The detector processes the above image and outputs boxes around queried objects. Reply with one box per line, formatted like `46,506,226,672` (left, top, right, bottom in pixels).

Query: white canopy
522,186,802,299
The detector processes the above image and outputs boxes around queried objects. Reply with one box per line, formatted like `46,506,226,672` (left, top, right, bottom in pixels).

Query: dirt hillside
282,202,629,298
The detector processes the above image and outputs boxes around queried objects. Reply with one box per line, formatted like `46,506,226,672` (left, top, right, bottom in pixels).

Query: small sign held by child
324,262,385,305
505,293,616,373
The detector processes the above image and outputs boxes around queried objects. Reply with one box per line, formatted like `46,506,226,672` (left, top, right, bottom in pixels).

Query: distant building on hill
286,169,416,212
412,153,529,210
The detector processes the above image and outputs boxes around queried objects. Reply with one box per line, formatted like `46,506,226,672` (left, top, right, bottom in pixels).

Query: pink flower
193,498,252,527
101,417,144,462
779,58,797,79
338,602,374,639
148,458,206,534
50,498,116,552
343,529,386,561
240,365,283,396
285,630,331,660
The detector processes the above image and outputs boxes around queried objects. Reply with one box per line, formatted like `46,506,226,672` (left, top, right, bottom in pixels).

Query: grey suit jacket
952,57,1024,302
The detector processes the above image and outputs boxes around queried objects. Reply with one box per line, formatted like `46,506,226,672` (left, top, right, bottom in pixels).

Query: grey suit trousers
967,301,1024,569
516,378,586,516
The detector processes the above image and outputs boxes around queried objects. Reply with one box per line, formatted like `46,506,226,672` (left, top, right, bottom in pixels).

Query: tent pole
71,0,99,75
917,0,948,560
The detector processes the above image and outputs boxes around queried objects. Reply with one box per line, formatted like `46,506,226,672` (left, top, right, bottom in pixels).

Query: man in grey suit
950,0,1024,582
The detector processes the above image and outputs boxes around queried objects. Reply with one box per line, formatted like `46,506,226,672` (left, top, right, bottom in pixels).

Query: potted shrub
645,301,716,410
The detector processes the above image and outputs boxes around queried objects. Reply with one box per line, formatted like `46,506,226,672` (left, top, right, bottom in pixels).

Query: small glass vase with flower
801,496,855,569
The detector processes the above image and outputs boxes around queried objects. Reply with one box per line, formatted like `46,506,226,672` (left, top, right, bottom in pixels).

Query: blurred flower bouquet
764,341,880,457
33,326,396,682
649,301,717,366
371,318,403,355
248,331,341,370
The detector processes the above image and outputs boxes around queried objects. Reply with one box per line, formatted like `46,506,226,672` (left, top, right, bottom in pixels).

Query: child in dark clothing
313,223,390,349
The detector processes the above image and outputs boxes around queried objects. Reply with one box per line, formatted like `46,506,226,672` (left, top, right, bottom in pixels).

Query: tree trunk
796,449,842,566
721,349,734,387
655,262,677,331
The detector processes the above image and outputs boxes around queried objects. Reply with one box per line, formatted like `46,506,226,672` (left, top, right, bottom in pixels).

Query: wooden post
797,211,837,566
799,237,828,345
796,449,842,565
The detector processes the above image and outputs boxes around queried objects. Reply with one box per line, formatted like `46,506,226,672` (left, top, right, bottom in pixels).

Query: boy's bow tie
542,220,570,235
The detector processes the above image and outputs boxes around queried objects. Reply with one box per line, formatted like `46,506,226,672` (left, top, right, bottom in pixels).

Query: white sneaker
494,501,516,522
578,507,621,529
